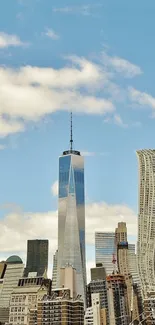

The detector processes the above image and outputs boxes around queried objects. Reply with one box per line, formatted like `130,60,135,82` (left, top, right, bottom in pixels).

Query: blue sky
0,0,155,278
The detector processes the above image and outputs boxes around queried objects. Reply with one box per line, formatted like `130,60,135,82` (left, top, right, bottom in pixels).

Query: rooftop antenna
70,112,73,152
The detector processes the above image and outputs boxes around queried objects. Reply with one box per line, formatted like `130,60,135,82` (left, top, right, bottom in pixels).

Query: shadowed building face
24,240,48,277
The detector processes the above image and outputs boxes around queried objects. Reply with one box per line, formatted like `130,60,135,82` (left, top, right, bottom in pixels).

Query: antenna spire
70,112,73,151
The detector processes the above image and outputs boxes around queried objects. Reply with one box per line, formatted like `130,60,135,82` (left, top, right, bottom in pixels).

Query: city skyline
0,0,155,282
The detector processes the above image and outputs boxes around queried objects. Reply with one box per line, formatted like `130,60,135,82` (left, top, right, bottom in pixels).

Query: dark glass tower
24,240,48,277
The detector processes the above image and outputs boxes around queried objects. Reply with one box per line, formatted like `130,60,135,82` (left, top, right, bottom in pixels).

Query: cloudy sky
0,0,154,280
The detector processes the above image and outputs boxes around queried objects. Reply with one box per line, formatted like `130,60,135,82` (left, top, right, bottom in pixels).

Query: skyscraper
57,113,86,301
24,240,48,277
137,149,155,296
95,232,116,275
0,255,24,324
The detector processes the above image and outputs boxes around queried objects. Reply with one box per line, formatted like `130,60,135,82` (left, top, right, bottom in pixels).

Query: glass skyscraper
57,146,86,301
95,232,116,275
24,240,49,277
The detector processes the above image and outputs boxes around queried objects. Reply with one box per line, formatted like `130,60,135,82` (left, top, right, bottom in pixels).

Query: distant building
143,292,155,325
30,288,84,325
107,274,129,325
52,249,58,290
60,265,77,299
9,275,51,325
0,255,24,324
136,149,155,296
24,239,48,277
85,293,106,325
116,223,140,323
95,232,116,275
91,264,106,281
87,280,109,324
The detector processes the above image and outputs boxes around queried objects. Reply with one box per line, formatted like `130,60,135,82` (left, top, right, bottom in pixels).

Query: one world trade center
57,113,86,301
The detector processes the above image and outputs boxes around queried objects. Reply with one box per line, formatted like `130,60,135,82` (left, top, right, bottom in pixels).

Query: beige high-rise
137,149,155,297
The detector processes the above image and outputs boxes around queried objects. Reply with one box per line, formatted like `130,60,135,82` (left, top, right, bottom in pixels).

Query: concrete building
115,222,127,244
9,276,50,325
91,264,106,281
116,223,140,323
87,280,109,324
85,293,106,325
95,232,116,275
0,255,24,324
57,114,86,302
143,292,155,325
52,249,58,290
60,265,77,298
136,149,155,296
24,239,48,277
31,288,84,325
107,274,129,325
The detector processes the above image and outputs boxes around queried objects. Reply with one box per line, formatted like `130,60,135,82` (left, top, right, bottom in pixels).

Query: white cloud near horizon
0,201,137,254
0,32,26,48
0,201,137,281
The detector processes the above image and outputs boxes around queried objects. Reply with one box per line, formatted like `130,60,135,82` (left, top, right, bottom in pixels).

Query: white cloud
81,151,95,157
104,114,128,128
0,32,25,48
0,144,6,150
0,201,137,281
0,56,114,137
0,201,137,254
44,28,60,40
52,4,102,16
129,87,155,110
114,114,128,128
102,52,142,78
51,181,58,197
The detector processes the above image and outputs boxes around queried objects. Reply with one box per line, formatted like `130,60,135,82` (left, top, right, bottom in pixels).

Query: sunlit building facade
57,148,86,301
137,149,155,296
95,232,116,275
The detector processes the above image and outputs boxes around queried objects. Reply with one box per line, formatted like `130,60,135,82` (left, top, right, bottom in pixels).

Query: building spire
70,111,73,151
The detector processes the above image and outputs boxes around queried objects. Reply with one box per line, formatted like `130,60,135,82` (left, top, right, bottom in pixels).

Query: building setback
24,239,48,277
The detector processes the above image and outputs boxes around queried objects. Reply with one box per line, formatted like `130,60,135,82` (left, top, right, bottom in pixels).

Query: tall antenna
70,112,73,151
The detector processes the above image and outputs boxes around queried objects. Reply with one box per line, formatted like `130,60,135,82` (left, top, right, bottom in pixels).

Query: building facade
95,232,116,275
57,148,86,301
87,280,109,324
24,240,48,277
85,293,106,325
0,255,24,324
9,283,48,325
52,249,58,290
33,289,84,325
137,149,155,296
106,274,129,325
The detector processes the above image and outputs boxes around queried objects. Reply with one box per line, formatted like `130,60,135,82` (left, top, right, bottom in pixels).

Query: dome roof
6,255,23,264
